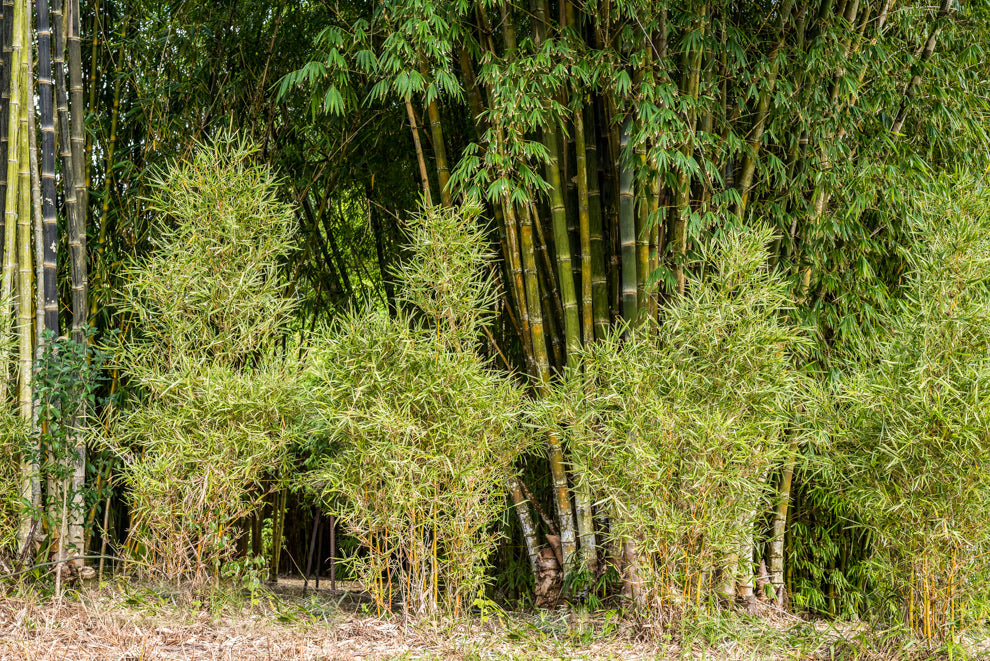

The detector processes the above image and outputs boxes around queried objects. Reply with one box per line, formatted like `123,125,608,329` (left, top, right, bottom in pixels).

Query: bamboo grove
0,0,89,579
0,0,987,643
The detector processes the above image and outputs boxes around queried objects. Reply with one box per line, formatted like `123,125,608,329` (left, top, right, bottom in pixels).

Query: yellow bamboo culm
907,564,915,631
385,525,392,611
432,488,438,609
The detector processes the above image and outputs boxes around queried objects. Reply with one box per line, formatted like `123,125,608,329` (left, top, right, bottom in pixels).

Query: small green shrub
304,203,528,617
0,409,28,562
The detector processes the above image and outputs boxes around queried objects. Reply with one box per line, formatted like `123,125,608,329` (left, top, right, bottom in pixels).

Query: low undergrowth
0,579,984,660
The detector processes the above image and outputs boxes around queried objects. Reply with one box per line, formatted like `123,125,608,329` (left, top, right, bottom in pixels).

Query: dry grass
0,580,976,660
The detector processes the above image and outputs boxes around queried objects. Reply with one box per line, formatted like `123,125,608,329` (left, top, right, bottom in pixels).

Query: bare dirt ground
0,580,963,660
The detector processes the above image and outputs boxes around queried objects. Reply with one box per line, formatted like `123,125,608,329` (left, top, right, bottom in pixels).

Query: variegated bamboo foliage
836,182,990,640
550,227,818,614
304,203,529,617
105,139,303,585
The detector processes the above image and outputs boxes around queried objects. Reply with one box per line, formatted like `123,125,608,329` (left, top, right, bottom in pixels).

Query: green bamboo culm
618,119,638,324
0,0,14,242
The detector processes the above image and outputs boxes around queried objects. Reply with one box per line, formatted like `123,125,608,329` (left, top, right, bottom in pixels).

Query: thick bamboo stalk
420,59,451,208
547,430,576,571
583,104,608,339
543,127,581,363
67,0,85,223
1,0,22,371
29,85,42,353
14,0,32,550
530,0,580,365
405,98,433,207
52,0,88,567
458,45,485,136
532,213,564,368
770,441,798,602
574,477,596,574
574,104,592,346
517,202,549,381
52,0,82,337
36,0,56,335
736,509,756,602
501,197,533,373
647,177,660,320
635,146,649,313
623,538,646,610
618,120,637,323
16,41,33,495
507,476,541,574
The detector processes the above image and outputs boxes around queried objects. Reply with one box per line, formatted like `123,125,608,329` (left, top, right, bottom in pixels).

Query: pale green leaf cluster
304,203,528,616
0,409,28,560
836,180,990,637
556,227,815,612
107,137,301,585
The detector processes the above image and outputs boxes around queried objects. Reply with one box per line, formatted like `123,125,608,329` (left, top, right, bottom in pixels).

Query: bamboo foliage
836,183,990,638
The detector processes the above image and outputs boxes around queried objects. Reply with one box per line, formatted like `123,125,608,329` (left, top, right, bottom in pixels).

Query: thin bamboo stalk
672,7,705,297
84,0,98,191
890,0,952,134
0,0,13,249
735,0,793,219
